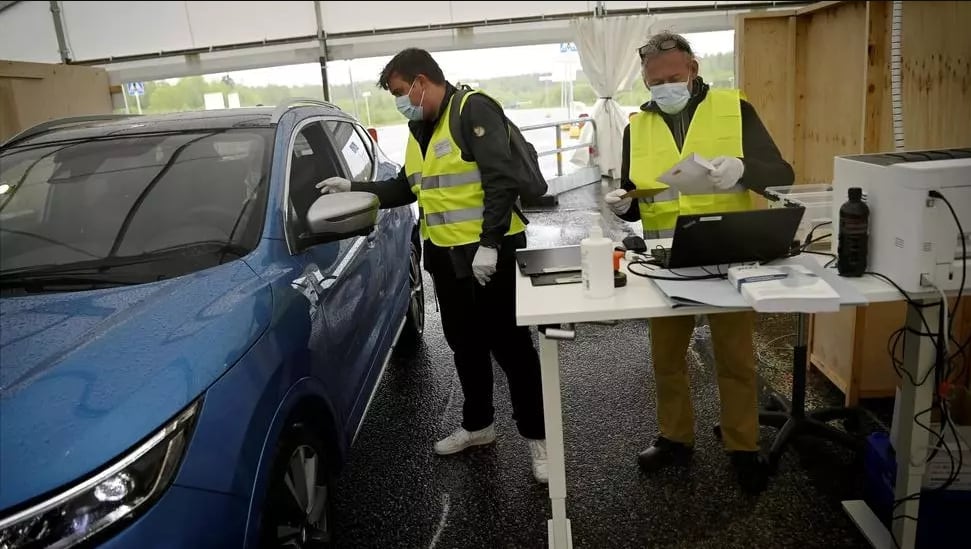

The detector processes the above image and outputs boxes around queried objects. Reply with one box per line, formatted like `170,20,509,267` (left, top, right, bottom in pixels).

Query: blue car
0,101,424,548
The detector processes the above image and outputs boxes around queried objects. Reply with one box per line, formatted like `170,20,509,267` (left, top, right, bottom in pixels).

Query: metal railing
519,117,598,177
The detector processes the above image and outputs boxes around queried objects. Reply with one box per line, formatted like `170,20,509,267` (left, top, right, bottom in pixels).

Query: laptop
516,245,582,276
651,207,806,269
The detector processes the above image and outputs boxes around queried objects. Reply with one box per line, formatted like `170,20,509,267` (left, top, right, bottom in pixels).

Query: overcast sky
205,30,734,88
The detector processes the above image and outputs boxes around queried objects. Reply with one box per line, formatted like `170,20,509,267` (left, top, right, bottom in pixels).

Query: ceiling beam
0,1,21,15
96,8,766,83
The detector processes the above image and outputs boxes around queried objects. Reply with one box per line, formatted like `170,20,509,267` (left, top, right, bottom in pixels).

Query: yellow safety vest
629,88,749,232
404,90,526,247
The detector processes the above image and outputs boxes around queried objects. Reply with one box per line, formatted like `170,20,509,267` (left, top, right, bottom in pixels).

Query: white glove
472,245,498,286
707,156,745,190
604,188,633,216
315,176,352,194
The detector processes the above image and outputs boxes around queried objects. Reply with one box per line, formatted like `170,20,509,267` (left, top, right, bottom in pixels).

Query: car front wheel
261,424,333,548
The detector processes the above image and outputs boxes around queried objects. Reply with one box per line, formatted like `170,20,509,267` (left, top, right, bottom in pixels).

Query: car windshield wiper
0,241,250,281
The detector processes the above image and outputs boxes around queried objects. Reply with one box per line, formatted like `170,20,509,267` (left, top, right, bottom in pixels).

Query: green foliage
130,52,733,126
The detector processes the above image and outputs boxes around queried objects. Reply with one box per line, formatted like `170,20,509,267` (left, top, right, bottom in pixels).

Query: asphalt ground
331,182,890,549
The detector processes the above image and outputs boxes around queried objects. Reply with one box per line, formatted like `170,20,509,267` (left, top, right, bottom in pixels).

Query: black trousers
424,233,546,440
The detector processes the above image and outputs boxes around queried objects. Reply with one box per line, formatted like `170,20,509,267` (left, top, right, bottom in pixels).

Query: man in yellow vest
316,48,548,483
605,32,794,494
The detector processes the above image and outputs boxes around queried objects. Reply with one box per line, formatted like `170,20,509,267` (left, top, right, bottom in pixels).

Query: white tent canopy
1,1,807,75
0,1,806,182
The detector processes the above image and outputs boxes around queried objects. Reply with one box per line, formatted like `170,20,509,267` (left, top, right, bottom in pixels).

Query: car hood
0,260,272,510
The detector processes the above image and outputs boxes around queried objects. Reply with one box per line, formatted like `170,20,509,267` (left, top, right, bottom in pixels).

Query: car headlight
0,401,199,549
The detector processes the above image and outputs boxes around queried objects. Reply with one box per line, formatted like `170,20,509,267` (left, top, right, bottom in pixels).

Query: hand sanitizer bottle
581,213,614,298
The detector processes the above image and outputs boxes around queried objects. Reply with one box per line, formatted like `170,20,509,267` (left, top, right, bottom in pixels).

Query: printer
832,149,971,294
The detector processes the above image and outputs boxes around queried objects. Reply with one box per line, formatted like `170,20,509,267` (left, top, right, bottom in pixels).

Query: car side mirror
298,191,379,248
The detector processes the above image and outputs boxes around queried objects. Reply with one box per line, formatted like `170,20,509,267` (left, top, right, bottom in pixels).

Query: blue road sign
559,42,577,53
126,82,145,96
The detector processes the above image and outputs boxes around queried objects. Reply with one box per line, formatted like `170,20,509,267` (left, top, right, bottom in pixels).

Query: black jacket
616,77,794,222
352,82,521,251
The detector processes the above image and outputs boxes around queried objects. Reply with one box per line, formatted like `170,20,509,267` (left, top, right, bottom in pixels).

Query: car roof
2,104,351,149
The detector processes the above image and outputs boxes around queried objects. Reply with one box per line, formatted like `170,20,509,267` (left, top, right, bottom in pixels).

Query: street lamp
361,91,372,127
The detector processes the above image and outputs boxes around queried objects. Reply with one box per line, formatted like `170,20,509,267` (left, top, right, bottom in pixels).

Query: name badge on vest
433,139,452,158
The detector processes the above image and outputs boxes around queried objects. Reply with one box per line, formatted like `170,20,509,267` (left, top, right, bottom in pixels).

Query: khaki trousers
648,311,759,452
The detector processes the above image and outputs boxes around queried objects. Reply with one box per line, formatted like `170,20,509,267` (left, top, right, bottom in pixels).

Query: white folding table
515,245,958,549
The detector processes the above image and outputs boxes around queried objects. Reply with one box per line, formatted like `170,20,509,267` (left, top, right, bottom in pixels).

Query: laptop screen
665,207,805,269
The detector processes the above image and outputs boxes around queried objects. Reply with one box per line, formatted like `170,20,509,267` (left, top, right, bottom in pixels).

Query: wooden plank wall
737,0,971,181
0,61,112,142
796,1,869,184
737,0,971,392
899,1,971,149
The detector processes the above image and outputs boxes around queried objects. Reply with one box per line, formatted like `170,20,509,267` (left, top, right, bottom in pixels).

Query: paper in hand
621,188,669,199
657,153,718,195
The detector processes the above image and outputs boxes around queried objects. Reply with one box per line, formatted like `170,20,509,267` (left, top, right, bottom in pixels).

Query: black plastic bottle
837,187,869,277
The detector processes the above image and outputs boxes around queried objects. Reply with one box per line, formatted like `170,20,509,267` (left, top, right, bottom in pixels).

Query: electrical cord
928,190,966,344
627,259,729,281
873,264,965,522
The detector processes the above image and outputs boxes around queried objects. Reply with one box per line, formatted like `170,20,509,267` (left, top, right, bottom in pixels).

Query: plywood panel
735,15,795,162
0,61,112,142
797,1,869,184
859,301,907,395
900,1,971,149
863,0,893,153
810,307,857,392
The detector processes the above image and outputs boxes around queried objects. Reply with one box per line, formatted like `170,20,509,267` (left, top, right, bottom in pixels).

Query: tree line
124,52,735,127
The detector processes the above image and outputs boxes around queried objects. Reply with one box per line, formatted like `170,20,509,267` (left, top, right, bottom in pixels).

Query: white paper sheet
657,153,720,195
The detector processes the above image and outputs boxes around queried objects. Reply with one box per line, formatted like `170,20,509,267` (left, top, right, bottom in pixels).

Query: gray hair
638,31,694,63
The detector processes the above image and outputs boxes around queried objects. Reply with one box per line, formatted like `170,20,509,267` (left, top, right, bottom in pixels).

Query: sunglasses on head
638,39,686,60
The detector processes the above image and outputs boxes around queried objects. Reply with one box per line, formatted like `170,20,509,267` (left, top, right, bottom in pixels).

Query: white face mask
395,79,425,121
650,81,691,114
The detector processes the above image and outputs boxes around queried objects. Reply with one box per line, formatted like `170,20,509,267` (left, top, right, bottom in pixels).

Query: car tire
394,240,424,358
260,423,334,549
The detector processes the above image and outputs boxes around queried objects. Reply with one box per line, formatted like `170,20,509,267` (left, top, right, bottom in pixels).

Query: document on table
657,153,721,195
648,266,749,309
645,257,869,310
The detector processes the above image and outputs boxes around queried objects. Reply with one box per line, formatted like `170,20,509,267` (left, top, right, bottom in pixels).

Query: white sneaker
434,424,496,455
528,439,549,484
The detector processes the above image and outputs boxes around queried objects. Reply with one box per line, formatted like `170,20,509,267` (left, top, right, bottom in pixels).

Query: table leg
891,299,937,549
841,298,939,549
539,333,573,549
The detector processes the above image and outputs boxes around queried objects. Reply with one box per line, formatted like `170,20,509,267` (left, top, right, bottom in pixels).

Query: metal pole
348,64,361,120
363,93,372,126
313,0,330,101
121,85,131,114
49,0,70,62
792,313,808,417
555,125,563,177
134,93,142,114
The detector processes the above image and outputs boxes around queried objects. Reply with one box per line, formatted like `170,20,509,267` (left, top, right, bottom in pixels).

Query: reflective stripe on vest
405,140,427,240
403,90,526,247
629,88,749,232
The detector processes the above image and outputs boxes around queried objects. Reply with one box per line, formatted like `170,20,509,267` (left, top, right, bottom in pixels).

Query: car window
286,121,345,236
0,129,273,275
325,121,373,182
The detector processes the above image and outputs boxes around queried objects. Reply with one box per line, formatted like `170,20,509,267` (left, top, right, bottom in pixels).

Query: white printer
832,149,971,294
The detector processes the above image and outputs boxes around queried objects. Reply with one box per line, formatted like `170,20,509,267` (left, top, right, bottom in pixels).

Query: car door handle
319,238,367,290
366,227,379,248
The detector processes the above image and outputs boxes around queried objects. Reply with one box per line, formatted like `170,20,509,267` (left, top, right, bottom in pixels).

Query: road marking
428,493,451,549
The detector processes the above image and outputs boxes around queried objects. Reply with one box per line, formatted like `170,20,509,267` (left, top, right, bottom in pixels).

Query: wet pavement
331,181,890,548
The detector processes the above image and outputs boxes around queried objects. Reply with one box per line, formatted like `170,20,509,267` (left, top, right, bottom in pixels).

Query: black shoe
637,437,693,472
730,451,769,494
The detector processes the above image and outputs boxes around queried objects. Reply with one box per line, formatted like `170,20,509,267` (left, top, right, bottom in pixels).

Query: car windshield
0,129,273,285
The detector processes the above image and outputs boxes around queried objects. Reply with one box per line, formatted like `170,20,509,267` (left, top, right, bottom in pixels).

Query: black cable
627,260,727,281
928,190,966,338
868,270,963,515
803,220,832,249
